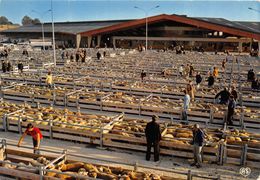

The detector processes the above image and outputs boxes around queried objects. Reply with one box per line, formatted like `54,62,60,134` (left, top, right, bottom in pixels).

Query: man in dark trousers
189,63,194,77
207,74,214,87
191,124,204,168
18,61,24,73
97,51,101,60
141,70,146,81
227,95,236,125
215,87,230,104
195,72,202,89
17,123,43,154
230,86,238,101
6,61,11,72
247,69,255,82
145,115,161,162
2,60,6,73
252,77,259,90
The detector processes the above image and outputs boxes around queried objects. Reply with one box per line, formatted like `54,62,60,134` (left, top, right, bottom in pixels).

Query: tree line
0,15,41,26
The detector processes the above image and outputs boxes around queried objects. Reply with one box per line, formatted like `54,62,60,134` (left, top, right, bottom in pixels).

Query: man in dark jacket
252,77,259,90
141,70,146,81
97,51,101,60
195,72,202,89
191,124,204,168
207,74,214,87
230,86,238,101
227,95,236,125
145,115,161,162
247,69,255,82
215,87,230,104
2,60,6,73
18,61,24,73
6,61,11,72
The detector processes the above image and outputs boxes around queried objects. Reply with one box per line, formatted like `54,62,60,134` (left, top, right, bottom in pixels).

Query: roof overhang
80,14,260,41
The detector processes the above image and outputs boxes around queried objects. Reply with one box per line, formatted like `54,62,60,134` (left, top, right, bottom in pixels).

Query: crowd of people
60,49,107,62
140,54,256,127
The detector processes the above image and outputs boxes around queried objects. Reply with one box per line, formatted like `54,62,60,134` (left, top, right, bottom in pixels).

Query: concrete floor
0,131,259,180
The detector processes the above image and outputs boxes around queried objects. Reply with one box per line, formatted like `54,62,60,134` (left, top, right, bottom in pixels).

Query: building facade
1,14,259,52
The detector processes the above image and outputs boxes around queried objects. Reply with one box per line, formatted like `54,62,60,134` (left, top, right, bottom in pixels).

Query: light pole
31,9,51,51
51,0,56,66
134,5,160,51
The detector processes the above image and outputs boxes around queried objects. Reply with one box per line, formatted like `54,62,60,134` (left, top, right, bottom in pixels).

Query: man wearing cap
17,123,43,154
145,115,161,162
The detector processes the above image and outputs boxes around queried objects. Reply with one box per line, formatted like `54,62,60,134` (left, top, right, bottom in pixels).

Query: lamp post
134,5,160,51
51,0,56,66
31,9,51,51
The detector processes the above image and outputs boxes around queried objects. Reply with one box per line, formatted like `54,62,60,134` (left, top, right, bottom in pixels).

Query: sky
0,0,259,24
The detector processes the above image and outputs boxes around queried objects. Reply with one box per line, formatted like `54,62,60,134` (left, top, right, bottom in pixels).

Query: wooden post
138,101,141,116
100,127,103,148
187,170,192,180
239,93,243,106
76,95,79,109
100,99,103,111
23,101,27,108
3,114,7,132
49,119,53,139
223,109,227,126
63,149,67,162
209,107,214,124
53,91,56,105
223,144,227,164
64,95,67,107
241,144,248,166
218,143,224,165
217,174,221,180
109,82,112,91
39,70,42,86
18,116,22,134
240,106,245,129
37,102,40,109
39,165,44,179
134,162,138,171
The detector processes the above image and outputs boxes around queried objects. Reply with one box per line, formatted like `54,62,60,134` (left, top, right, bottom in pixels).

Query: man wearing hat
145,115,161,162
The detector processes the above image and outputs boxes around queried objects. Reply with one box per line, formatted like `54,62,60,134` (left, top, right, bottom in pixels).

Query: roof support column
87,36,92,48
249,39,253,51
258,41,260,57
238,41,242,52
97,35,101,47
76,34,81,49
112,36,116,49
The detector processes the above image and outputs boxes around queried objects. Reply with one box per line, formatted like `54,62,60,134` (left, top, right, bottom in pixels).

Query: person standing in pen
46,71,53,89
145,115,161,162
227,95,236,125
190,124,205,168
182,89,190,123
18,123,43,154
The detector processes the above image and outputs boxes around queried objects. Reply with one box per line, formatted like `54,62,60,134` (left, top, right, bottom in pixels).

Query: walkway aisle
0,131,259,179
